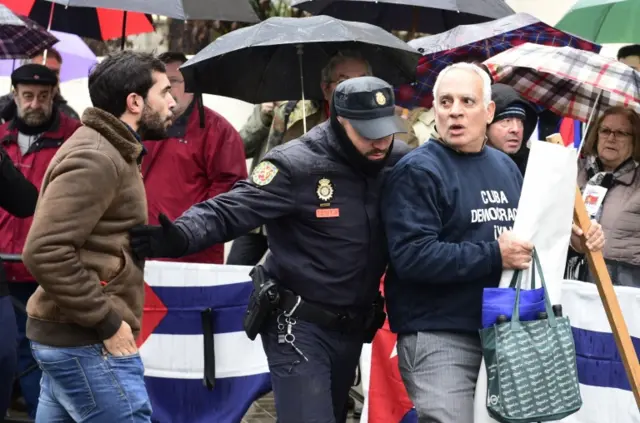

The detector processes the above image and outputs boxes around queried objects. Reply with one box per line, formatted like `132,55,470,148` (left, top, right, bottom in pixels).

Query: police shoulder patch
251,160,279,186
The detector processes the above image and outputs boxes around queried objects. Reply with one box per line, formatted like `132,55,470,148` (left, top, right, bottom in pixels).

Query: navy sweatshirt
381,140,523,334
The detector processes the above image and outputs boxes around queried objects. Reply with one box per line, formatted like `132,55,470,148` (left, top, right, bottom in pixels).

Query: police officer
129,76,410,423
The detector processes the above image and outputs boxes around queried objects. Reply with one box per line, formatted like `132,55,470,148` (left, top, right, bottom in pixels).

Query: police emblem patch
251,161,279,186
316,178,334,202
375,91,386,106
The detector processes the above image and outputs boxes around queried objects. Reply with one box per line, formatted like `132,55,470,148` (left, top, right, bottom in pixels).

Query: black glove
129,213,188,260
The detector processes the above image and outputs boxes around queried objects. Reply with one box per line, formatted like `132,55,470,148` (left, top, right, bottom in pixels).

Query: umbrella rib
244,18,270,50
254,47,271,103
386,47,414,85
593,3,615,43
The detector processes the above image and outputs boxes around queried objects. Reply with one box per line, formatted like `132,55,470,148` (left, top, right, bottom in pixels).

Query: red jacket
0,112,81,282
142,101,247,265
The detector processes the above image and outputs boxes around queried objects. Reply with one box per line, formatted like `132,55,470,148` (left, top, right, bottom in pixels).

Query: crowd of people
0,37,636,423
0,49,247,421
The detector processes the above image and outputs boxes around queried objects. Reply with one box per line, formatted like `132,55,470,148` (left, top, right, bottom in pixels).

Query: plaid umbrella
0,5,58,59
394,13,601,109
483,42,640,123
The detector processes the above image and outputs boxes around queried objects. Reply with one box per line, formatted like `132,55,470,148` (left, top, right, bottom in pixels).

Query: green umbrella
555,0,640,44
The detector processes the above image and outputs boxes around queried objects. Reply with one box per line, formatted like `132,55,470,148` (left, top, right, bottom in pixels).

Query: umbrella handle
296,44,307,134
576,90,602,156
42,1,56,64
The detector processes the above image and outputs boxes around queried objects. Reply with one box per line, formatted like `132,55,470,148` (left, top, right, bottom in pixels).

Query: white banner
474,140,577,422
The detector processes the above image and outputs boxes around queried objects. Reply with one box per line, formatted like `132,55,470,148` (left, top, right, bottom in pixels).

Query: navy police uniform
130,76,410,423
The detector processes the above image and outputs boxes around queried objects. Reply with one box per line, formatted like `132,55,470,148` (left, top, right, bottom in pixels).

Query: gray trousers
397,331,482,423
586,259,640,288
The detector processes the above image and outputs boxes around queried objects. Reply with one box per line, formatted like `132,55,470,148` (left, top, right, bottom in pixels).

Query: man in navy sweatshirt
381,63,534,422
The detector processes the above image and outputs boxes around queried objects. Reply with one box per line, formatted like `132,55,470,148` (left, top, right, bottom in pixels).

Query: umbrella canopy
44,0,260,22
4,0,154,40
0,30,97,81
180,15,421,103
0,5,58,59
291,0,515,34
393,12,602,108
555,0,639,44
483,42,640,122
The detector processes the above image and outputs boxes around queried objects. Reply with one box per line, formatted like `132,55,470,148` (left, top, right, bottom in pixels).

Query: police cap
333,76,406,140
11,64,58,87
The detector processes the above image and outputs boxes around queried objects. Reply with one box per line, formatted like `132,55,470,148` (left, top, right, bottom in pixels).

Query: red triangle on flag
137,282,168,348
368,276,415,422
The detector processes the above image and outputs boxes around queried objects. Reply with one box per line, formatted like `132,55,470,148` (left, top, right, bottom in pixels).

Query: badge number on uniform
316,208,339,218
252,161,279,186
315,177,339,218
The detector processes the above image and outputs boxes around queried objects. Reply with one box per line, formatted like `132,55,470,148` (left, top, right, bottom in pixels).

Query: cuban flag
559,117,583,148
561,280,640,423
139,261,272,423
367,321,417,423
361,279,640,422
362,277,417,423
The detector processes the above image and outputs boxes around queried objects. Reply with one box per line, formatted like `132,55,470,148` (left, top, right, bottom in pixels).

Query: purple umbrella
0,29,97,82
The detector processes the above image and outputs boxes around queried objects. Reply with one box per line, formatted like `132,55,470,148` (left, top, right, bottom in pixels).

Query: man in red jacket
0,63,81,419
142,52,247,265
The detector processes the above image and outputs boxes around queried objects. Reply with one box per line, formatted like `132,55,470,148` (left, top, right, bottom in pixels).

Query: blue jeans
0,296,18,418
30,342,152,423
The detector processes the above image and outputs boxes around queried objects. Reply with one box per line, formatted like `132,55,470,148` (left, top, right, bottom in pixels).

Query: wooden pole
406,7,418,41
546,133,640,408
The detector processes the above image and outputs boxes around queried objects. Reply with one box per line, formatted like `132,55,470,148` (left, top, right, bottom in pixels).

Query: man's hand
260,102,275,116
571,220,605,253
498,231,534,270
129,213,188,260
103,321,137,356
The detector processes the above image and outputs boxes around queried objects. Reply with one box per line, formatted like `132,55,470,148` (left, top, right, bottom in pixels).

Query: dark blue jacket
175,121,410,309
382,140,523,334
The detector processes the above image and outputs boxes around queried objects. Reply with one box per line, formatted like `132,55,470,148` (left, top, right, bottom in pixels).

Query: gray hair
321,50,373,83
432,62,492,108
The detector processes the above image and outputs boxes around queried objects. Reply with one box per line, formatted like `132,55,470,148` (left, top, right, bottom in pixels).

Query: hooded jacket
490,84,538,175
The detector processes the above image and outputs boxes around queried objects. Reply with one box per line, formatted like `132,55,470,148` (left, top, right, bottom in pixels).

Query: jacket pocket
102,248,144,332
104,248,135,288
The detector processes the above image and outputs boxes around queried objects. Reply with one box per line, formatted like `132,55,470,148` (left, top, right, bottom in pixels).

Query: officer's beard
329,101,393,176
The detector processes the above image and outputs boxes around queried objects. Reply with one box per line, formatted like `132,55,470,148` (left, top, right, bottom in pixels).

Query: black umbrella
291,0,515,34
180,15,420,115
9,0,155,42
44,0,260,22
0,5,58,59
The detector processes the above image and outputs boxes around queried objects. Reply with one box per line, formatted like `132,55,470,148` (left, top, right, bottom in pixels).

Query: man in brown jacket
21,51,175,423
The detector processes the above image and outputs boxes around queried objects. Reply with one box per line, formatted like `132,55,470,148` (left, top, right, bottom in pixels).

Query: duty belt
277,288,367,332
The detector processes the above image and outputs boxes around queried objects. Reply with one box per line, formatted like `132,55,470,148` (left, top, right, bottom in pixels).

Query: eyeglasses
598,127,632,139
